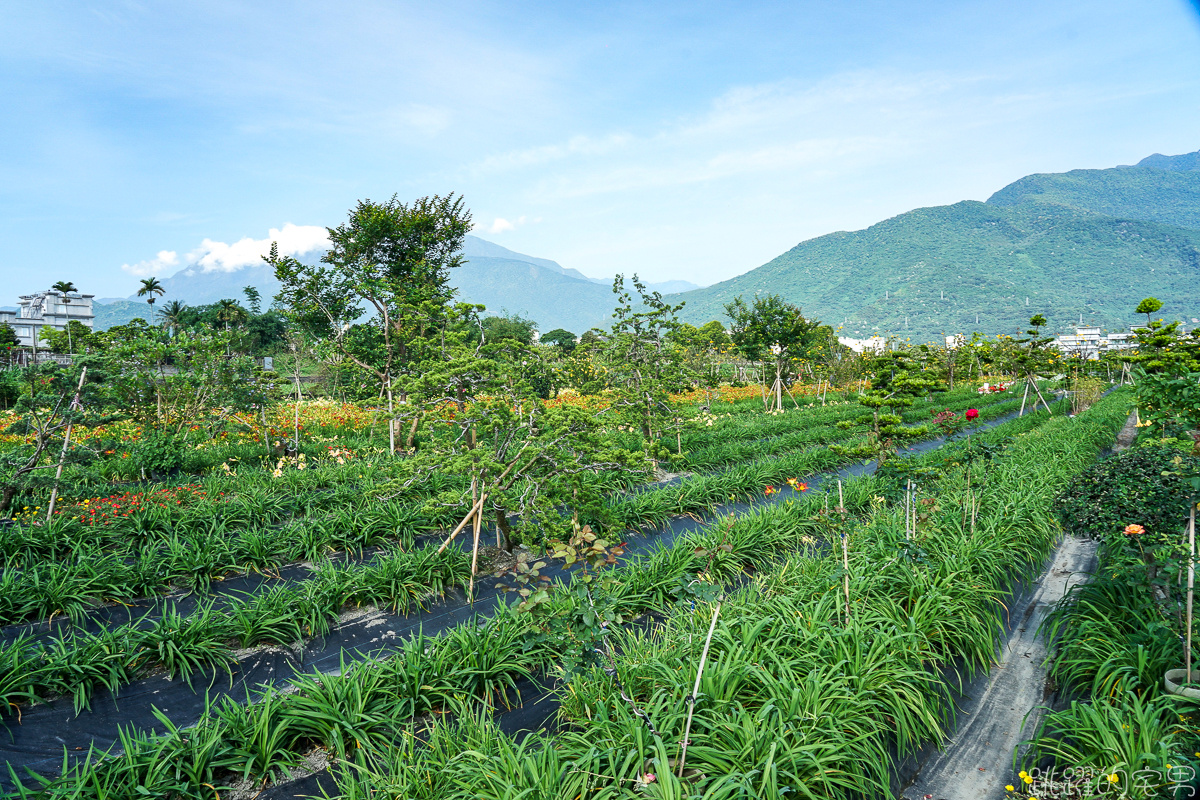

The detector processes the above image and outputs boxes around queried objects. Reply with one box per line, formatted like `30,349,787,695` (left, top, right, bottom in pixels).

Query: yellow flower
1005,786,1015,792
1108,774,1120,784
1023,775,1033,784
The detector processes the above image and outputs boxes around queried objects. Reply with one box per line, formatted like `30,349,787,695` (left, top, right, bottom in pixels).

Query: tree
157,299,188,336
268,193,472,454
137,277,165,309
541,328,577,354
594,275,689,462
0,322,18,350
215,299,248,331
1013,314,1057,415
39,321,92,354
725,294,826,411
51,281,79,352
0,363,102,515
243,286,262,315
480,313,537,346
1136,297,1164,328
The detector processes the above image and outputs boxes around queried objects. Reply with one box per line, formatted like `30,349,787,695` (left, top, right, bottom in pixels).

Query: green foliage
479,312,537,345
38,321,94,354
1056,445,1200,541
540,327,577,353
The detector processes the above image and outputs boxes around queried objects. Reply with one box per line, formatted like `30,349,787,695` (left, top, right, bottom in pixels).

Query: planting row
0,390,1022,632
0,545,469,718
1,391,1075,796
324,389,1131,798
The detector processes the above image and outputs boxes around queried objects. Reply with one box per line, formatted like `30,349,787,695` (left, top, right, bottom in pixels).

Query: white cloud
483,215,527,234
190,223,329,273
121,250,179,277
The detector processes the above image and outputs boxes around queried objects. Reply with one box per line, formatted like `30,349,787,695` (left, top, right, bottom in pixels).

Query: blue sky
2,0,1199,301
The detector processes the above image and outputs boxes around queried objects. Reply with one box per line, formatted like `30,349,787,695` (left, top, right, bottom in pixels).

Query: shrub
1056,445,1200,540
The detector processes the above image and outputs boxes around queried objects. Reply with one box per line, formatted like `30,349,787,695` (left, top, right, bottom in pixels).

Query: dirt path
902,534,1098,800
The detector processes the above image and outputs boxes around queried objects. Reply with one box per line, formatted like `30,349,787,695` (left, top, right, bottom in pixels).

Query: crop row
0,389,1035,633
323,388,1132,798
682,389,1020,471
0,545,469,719
1,394,1076,796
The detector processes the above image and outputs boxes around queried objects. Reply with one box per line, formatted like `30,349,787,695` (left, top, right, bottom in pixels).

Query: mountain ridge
93,235,699,333
669,150,1200,340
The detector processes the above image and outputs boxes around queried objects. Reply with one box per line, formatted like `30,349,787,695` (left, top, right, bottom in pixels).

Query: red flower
965,408,979,421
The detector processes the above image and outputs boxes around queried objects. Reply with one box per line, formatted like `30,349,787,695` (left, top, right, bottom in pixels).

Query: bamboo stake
904,480,910,539
783,379,801,409
839,480,850,626
1187,503,1196,680
46,367,87,522
677,601,722,780
436,444,531,554
1030,377,1053,415
437,493,488,554
1019,379,1030,417
469,477,482,604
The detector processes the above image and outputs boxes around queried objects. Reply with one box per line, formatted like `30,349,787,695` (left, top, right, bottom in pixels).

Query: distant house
0,290,95,348
1054,325,1137,360
837,335,887,354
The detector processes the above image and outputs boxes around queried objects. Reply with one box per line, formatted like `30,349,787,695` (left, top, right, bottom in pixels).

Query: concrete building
837,335,887,354
1054,325,1137,360
0,290,95,349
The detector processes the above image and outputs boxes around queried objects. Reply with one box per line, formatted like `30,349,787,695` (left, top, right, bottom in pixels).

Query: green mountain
671,150,1200,340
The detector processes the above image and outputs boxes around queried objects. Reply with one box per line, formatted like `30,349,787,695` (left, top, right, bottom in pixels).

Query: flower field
1,366,1193,800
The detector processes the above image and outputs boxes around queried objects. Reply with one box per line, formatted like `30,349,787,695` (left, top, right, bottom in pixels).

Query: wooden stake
437,493,488,554
46,367,87,522
1187,503,1196,680
469,477,482,604
904,480,910,539
1030,377,1053,415
1019,380,1030,417
677,601,722,780
839,480,850,626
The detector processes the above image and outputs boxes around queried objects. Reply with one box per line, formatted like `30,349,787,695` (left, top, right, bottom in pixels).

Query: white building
0,290,95,349
837,335,887,354
1054,325,1137,360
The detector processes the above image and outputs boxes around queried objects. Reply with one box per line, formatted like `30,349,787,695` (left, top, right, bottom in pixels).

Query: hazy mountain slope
94,236,634,334
452,257,619,332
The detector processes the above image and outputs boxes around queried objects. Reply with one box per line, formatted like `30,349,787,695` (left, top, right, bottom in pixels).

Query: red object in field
965,408,979,420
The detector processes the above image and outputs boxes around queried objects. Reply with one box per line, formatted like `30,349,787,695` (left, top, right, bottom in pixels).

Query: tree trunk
386,378,395,455
495,507,512,552
0,485,18,516
405,415,420,452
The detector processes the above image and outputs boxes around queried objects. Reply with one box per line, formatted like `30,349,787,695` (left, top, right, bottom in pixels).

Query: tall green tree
725,294,826,410
51,281,79,352
215,299,248,330
242,286,262,315
137,277,165,309
595,275,689,462
267,193,472,453
157,299,188,336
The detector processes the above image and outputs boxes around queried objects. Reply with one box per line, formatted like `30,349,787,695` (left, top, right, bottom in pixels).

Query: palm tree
157,299,188,337
137,277,165,310
216,298,247,330
51,281,78,352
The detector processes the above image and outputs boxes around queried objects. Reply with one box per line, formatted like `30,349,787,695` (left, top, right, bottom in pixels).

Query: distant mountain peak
1132,150,1200,172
